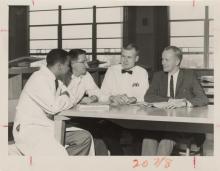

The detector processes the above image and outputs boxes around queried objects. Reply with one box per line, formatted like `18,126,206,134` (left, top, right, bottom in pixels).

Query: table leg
54,119,66,145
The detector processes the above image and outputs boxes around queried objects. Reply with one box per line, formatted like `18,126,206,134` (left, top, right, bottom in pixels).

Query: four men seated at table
12,44,209,156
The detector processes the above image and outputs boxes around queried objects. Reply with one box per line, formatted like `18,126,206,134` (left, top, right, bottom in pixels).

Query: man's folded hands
153,99,187,109
80,95,98,104
109,94,137,105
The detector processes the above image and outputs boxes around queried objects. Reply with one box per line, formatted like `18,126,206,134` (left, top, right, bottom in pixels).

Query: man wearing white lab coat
100,43,150,155
13,49,93,156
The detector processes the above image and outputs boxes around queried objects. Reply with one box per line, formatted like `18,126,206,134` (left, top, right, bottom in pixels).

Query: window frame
169,6,213,69
28,5,123,62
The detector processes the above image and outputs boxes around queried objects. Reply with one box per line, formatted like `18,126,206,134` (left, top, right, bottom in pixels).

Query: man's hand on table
127,96,137,104
80,95,98,104
152,99,187,109
166,99,187,109
109,94,137,105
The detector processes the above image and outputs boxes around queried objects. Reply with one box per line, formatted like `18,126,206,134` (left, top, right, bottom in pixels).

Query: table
54,104,214,145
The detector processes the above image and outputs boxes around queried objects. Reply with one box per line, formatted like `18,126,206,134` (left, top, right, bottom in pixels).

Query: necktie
170,75,174,98
121,69,133,74
55,79,59,90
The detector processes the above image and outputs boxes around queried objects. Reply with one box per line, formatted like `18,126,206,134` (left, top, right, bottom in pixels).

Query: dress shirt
14,66,73,128
67,72,107,104
101,64,149,102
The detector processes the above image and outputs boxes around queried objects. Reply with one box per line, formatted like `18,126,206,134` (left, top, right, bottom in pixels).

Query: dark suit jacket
144,69,208,106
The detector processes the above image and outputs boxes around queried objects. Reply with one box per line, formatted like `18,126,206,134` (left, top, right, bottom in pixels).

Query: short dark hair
68,49,86,61
123,43,139,55
46,49,68,67
163,46,183,65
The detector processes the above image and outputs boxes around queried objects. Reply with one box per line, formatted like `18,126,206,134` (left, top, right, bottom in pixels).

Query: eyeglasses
71,59,88,64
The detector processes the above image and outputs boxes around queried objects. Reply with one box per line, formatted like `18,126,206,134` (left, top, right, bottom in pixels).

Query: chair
199,75,214,105
172,73,214,156
172,137,203,156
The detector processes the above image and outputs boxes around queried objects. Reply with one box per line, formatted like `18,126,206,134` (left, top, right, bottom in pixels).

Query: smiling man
142,46,208,155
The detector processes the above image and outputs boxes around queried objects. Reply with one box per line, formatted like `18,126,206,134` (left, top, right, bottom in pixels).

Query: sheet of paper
152,102,170,109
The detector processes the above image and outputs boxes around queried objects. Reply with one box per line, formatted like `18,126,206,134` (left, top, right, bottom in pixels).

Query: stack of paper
77,104,110,112
152,102,170,109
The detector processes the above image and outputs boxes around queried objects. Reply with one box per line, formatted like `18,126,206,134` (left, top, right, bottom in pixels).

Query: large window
96,7,123,66
61,7,93,56
29,9,58,59
169,6,214,68
29,6,123,67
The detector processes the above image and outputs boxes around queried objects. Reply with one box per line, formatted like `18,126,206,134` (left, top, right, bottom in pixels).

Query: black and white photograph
1,0,219,170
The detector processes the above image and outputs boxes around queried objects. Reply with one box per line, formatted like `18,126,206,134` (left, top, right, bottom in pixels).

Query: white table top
58,104,214,125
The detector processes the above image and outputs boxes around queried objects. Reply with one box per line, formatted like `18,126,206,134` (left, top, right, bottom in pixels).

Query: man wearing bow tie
100,43,149,155
101,43,149,105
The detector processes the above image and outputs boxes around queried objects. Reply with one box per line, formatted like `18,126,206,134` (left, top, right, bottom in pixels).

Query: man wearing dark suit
142,46,208,155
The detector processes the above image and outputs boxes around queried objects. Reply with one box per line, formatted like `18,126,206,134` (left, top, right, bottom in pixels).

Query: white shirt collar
168,69,180,77
121,65,136,71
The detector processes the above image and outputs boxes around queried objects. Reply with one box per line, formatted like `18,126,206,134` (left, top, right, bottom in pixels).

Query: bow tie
121,69,133,74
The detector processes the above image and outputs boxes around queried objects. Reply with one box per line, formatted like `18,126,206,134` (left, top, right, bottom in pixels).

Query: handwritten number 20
133,159,148,168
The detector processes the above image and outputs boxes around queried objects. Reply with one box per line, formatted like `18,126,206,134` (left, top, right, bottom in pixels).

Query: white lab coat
13,66,95,156
101,64,149,102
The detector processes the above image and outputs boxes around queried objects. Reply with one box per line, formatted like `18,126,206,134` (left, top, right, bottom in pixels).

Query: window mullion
58,5,62,49
204,6,209,68
92,6,97,61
